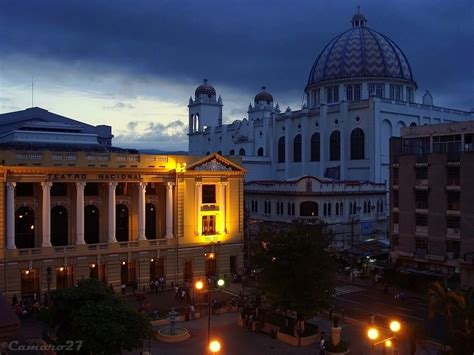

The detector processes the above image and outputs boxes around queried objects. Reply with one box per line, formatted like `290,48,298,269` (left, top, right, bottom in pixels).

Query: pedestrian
121,283,126,295
150,279,155,293
160,276,165,291
320,331,326,355
181,289,186,302
154,279,159,294
12,294,18,306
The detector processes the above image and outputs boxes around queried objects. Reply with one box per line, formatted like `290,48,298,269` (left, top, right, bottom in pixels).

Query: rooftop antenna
31,75,34,108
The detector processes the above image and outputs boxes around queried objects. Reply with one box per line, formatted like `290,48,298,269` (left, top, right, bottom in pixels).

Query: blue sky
0,0,472,151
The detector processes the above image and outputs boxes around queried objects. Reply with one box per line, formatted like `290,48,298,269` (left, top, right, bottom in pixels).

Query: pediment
187,153,245,172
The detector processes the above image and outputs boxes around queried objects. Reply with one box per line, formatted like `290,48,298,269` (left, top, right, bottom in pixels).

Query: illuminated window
202,185,216,204
202,215,216,235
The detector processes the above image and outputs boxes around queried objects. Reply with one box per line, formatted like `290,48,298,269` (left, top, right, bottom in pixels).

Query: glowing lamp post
367,320,402,354
209,339,221,353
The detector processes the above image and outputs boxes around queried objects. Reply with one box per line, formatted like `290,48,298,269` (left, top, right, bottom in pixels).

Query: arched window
350,128,365,160
328,202,332,216
293,134,302,162
336,203,339,216
257,147,264,156
116,204,129,242
15,206,35,249
330,130,340,161
229,149,235,156
310,133,320,161
239,148,245,156
323,203,327,216
278,136,285,163
51,206,68,246
339,202,344,216
410,122,417,127
84,205,99,244
195,114,200,131
300,201,319,217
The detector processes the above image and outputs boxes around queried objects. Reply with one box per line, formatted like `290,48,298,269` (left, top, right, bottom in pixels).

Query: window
85,183,99,196
415,237,428,249
447,191,460,211
264,201,272,215
325,85,339,103
51,183,67,196
402,137,430,156
389,84,403,101
229,149,235,156
392,235,399,246
202,185,216,204
406,87,414,103
327,202,332,216
202,215,216,235
310,133,320,162
415,190,428,209
339,202,343,216
312,89,320,106
447,167,460,186
393,168,399,185
330,130,340,161
335,202,339,216
368,83,384,98
393,212,399,225
433,135,462,161
415,213,428,226
447,216,460,229
293,134,302,162
278,136,285,163
257,147,264,156
446,240,460,259
415,167,428,181
350,128,365,160
346,84,361,102
239,148,245,156
393,189,399,208
300,201,319,217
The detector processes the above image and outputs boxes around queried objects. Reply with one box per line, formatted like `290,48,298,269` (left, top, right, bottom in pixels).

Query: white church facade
188,11,473,247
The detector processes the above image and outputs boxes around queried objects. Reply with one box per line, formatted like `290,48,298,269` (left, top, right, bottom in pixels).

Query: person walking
320,331,326,355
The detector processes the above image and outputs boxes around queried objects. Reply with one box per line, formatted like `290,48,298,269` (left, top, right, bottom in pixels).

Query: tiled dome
195,79,216,97
307,12,415,88
254,86,273,103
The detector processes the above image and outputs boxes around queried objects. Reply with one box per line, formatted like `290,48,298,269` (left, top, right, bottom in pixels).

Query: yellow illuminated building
0,150,244,298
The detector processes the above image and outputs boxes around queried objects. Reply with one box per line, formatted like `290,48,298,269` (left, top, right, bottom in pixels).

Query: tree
252,221,336,318
44,278,151,354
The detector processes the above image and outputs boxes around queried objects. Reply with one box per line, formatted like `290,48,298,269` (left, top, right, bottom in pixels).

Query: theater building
0,150,244,299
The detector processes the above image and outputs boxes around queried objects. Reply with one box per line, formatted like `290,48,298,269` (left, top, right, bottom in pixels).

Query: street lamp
209,339,221,353
367,320,402,353
195,277,225,349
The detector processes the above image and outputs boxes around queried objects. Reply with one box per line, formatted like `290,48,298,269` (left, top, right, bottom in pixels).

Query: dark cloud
115,120,188,151
1,0,473,109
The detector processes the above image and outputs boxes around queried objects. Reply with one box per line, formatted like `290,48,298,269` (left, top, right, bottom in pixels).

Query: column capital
195,181,203,186
76,182,87,189
107,182,118,190
218,181,228,186
6,182,16,191
138,182,148,190
41,181,53,190
166,182,175,189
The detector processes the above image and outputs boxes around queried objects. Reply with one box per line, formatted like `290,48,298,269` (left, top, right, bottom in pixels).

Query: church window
326,86,339,103
229,149,235,156
312,89,320,106
368,83,384,98
350,128,365,160
257,147,264,156
346,84,361,102
202,185,216,204
329,130,340,161
390,84,403,101
239,148,245,156
278,136,285,163
310,133,320,161
406,87,414,103
293,134,302,162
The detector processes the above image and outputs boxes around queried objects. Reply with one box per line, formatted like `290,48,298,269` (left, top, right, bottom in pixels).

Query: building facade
188,12,473,184
0,151,245,299
245,176,387,249
390,122,474,287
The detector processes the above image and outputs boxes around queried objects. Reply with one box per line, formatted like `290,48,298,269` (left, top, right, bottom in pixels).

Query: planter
277,330,320,347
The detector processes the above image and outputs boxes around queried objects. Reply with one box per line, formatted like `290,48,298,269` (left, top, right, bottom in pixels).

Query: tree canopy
252,221,336,317
44,278,151,354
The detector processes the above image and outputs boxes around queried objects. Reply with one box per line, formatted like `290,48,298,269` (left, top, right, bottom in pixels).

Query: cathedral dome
306,11,415,89
195,79,216,97
254,86,273,103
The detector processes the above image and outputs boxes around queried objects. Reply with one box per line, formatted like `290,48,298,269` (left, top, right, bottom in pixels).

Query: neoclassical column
218,182,227,235
107,182,118,243
138,182,147,240
6,182,16,249
75,182,86,245
165,182,175,238
41,182,53,247
195,182,202,236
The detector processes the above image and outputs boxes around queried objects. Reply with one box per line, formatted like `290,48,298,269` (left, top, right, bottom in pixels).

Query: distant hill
139,149,188,155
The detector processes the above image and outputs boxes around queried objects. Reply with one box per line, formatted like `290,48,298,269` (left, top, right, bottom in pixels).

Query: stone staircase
223,282,252,297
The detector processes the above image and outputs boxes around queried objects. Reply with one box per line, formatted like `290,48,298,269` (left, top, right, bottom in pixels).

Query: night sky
1,0,472,151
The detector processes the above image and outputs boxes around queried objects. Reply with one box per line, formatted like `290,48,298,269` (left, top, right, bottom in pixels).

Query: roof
245,175,385,187
306,14,415,88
